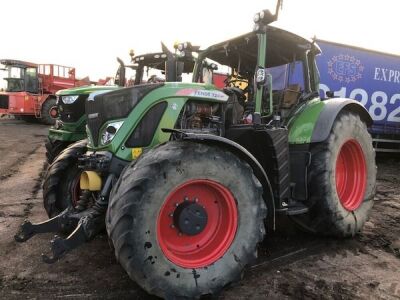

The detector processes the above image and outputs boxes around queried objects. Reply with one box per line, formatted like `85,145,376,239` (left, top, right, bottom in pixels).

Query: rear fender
288,98,372,144
311,98,372,143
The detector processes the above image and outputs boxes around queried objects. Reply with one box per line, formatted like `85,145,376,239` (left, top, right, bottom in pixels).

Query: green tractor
16,3,376,299
45,44,197,163
45,85,119,162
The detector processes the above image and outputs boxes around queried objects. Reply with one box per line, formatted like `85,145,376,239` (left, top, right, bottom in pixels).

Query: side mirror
161,42,177,81
115,57,126,87
201,62,219,85
176,61,184,82
202,67,213,85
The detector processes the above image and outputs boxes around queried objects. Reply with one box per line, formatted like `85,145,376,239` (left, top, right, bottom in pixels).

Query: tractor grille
0,95,9,109
59,95,89,123
86,83,164,147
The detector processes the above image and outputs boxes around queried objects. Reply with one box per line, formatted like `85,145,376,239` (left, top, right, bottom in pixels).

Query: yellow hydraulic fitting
80,171,102,191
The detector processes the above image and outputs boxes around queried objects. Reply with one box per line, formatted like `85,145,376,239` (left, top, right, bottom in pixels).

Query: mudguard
288,98,372,144
311,98,372,143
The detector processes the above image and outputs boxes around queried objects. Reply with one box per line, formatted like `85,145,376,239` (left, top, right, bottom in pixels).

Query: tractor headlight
256,68,266,83
101,121,124,145
177,42,189,51
254,13,260,23
61,95,79,104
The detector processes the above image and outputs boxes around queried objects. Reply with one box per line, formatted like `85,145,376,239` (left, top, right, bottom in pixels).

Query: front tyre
45,138,71,164
291,111,376,237
106,141,266,299
43,139,88,217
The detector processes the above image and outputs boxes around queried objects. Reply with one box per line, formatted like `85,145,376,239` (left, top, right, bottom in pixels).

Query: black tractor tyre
40,97,57,125
43,139,88,217
45,138,71,164
106,141,266,299
291,111,376,237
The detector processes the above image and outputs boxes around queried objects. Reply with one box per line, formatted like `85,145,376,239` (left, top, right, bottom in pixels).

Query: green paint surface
56,85,119,96
87,83,227,161
287,98,325,144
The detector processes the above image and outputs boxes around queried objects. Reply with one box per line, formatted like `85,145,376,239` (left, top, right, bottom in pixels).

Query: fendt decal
175,88,228,101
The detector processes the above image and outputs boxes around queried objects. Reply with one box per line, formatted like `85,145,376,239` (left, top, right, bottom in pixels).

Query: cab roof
131,52,195,73
0,59,37,68
202,26,321,72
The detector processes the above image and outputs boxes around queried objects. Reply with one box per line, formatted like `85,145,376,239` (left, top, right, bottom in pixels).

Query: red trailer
0,59,90,124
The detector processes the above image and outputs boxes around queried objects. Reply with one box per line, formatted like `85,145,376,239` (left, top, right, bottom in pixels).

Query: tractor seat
281,84,301,109
223,87,245,127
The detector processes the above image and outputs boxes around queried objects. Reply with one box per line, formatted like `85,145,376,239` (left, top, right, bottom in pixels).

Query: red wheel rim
157,179,238,268
335,139,367,211
71,174,81,207
49,106,58,118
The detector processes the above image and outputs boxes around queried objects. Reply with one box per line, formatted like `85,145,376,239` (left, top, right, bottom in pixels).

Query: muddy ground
0,118,399,299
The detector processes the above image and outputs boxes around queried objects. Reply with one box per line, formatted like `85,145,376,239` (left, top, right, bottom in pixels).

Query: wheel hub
49,106,58,118
173,201,208,236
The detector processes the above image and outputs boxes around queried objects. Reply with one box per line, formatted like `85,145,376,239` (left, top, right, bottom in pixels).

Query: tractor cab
0,59,39,94
130,43,197,85
0,59,77,95
130,52,176,84
194,27,321,125
115,42,198,87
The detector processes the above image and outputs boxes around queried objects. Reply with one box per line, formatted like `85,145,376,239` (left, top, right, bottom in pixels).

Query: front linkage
14,154,116,263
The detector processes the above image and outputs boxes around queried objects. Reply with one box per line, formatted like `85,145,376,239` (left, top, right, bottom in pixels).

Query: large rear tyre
45,138,71,164
43,139,88,217
106,141,266,299
291,111,376,237
40,98,57,125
